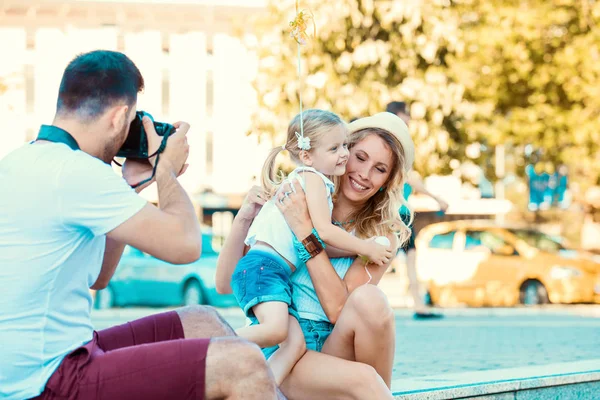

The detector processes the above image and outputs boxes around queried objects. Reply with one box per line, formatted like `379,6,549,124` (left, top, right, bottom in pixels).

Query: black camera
117,111,176,159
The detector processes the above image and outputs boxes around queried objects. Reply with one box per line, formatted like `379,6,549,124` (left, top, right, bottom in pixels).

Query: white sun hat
347,112,415,172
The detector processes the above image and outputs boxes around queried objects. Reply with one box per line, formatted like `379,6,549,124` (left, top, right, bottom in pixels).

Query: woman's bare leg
321,284,396,387
281,350,393,400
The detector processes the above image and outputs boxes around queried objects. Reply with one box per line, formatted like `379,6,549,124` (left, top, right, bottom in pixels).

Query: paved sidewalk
391,308,600,379
377,271,600,379
92,304,600,382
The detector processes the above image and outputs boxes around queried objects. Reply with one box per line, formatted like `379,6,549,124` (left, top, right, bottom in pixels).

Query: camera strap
128,134,170,189
35,125,80,151
36,124,172,190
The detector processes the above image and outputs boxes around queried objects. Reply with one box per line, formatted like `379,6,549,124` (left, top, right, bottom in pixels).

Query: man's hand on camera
122,159,189,193
143,116,190,174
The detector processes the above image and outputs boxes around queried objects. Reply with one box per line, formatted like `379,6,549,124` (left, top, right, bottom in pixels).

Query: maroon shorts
32,310,210,400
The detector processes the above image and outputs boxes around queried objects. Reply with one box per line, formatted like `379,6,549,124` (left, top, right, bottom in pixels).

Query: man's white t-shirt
0,142,147,400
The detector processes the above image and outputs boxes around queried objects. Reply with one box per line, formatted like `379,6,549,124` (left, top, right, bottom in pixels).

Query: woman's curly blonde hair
333,127,413,247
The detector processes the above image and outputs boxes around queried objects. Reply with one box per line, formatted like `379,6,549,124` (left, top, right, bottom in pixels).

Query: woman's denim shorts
260,318,335,359
231,249,293,317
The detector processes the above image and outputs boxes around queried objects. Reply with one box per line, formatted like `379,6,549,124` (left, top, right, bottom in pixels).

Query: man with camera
0,50,279,400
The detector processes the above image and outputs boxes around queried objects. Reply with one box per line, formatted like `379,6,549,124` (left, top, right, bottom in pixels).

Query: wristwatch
301,231,324,259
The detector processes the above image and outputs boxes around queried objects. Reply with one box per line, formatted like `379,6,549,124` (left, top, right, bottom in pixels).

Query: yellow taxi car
415,220,600,307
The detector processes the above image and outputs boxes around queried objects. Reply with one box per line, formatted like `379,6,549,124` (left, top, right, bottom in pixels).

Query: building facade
0,0,272,199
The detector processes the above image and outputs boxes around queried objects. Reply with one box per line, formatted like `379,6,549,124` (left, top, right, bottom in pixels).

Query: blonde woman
217,112,414,399
229,109,393,385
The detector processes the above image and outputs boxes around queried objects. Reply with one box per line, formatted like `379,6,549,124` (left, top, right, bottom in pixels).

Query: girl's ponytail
260,146,285,196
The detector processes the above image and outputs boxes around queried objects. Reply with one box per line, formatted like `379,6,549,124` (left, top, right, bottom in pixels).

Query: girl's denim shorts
259,317,335,359
231,249,293,318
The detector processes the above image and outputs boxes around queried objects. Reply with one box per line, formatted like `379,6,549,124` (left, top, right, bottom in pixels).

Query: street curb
392,359,600,399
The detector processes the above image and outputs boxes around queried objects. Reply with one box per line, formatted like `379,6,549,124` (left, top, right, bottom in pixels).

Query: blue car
94,233,237,309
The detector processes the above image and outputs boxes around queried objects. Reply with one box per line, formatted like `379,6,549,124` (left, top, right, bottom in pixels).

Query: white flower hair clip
295,131,311,150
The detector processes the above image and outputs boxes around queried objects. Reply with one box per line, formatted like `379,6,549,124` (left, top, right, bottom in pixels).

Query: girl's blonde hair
336,127,413,246
261,109,345,196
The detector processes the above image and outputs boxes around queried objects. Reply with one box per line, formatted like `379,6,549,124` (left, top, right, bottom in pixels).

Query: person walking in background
386,101,449,320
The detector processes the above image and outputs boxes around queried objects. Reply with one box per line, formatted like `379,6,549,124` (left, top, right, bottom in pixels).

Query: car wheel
520,280,549,306
95,286,115,310
183,280,205,306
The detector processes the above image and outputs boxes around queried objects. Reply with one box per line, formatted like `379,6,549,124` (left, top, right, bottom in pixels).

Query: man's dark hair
386,101,408,116
56,50,144,119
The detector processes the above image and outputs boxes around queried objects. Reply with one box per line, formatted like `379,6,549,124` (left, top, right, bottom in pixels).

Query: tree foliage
248,0,600,186
452,0,600,186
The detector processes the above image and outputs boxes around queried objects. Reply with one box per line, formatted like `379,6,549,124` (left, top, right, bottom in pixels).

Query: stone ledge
392,359,600,399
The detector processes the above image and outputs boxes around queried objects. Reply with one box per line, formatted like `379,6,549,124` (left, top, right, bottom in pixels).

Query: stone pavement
91,303,600,382
379,270,600,379
90,270,600,397
391,307,600,379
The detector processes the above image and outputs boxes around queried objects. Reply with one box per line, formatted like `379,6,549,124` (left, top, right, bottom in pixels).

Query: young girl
230,109,393,384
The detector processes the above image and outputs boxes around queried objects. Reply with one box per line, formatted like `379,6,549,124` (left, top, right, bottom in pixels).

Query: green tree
248,0,472,175
445,0,600,187
248,0,600,188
